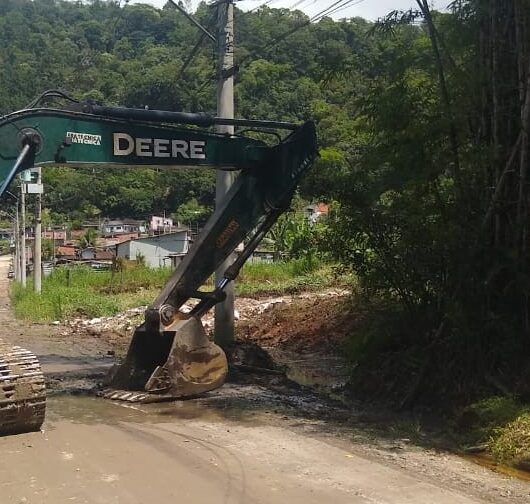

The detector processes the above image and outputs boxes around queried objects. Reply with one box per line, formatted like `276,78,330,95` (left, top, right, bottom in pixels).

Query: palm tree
78,229,98,249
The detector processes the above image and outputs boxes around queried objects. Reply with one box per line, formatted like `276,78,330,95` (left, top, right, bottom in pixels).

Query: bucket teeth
99,389,165,403
0,339,46,436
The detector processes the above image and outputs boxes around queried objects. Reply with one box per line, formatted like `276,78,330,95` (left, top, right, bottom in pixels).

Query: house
79,247,115,261
101,219,146,237
102,233,141,248
70,229,87,239
116,229,190,268
56,245,77,261
150,215,175,233
42,229,67,242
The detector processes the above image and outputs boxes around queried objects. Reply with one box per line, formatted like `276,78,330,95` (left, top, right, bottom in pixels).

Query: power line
249,0,279,13
320,0,367,19
310,0,350,21
173,0,365,103
168,0,216,42
289,0,311,9
243,0,355,62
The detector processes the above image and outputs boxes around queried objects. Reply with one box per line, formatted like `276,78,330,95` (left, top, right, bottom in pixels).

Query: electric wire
289,0,311,9
320,0,367,19
249,0,278,13
310,0,351,21
238,0,356,67
176,10,217,81
172,0,370,108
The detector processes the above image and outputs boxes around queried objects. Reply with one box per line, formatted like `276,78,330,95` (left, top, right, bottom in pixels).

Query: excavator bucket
0,339,46,436
103,317,228,402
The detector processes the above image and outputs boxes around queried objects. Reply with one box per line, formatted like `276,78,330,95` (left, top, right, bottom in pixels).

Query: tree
173,198,211,226
78,229,98,249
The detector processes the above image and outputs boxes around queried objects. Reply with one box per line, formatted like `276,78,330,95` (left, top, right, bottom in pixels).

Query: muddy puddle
43,378,318,431
462,453,530,482
45,394,247,429
268,349,349,389
41,345,352,434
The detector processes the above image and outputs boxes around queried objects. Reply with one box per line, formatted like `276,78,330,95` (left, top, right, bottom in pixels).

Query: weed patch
10,265,172,321
452,396,530,468
236,260,346,296
11,260,344,322
490,413,530,466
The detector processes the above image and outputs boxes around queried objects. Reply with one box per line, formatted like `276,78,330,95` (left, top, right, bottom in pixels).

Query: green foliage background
0,0,368,222
3,0,530,407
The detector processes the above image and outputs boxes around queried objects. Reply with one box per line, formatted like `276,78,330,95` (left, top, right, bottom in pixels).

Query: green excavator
0,91,318,436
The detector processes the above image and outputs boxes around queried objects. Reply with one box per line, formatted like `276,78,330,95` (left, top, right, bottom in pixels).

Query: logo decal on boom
66,131,102,146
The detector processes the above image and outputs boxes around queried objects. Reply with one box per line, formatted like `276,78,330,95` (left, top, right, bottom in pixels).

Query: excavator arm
0,100,317,427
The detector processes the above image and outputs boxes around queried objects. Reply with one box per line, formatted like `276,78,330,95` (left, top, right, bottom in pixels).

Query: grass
10,265,172,321
490,413,530,466
236,256,343,296
11,258,343,322
454,396,530,467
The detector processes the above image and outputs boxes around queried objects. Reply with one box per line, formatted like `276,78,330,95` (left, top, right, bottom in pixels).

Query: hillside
0,0,369,223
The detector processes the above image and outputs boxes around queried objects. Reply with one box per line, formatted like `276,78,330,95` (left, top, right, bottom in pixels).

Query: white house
116,229,190,268
150,215,174,233
101,219,146,236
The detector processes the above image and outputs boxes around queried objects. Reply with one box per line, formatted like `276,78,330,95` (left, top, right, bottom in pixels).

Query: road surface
0,256,529,504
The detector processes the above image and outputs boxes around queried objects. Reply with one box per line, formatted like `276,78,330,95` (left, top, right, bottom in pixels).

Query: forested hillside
4,0,530,407
0,0,369,222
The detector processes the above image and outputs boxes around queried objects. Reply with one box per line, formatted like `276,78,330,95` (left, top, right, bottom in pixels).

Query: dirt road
1,256,529,503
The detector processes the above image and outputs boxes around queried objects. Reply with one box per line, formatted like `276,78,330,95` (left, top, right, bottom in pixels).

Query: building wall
116,232,189,268
150,215,174,232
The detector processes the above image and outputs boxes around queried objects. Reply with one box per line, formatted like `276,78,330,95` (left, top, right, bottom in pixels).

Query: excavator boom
0,98,318,428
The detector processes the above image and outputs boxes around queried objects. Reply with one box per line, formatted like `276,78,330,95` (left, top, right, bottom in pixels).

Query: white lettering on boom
113,133,206,160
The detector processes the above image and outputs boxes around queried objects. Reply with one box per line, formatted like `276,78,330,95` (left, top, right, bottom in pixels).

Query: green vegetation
311,2,530,410
454,396,530,467
490,414,530,467
236,258,343,297
0,0,367,224
10,265,172,321
11,260,339,322
0,239,11,255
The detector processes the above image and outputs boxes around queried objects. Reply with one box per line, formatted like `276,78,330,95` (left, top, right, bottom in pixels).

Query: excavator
0,91,318,436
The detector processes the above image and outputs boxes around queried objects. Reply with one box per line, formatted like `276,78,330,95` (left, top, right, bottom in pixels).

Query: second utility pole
214,0,235,349
20,178,26,287
33,166,42,293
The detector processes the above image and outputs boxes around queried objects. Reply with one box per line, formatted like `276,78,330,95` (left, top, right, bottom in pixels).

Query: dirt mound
59,289,353,355
236,291,356,354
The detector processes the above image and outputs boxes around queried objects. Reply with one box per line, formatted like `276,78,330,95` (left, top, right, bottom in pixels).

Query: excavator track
0,339,45,436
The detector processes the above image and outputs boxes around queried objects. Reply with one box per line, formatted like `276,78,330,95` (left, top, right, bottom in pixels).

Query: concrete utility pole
20,178,26,287
214,0,236,348
13,208,19,282
33,166,42,293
